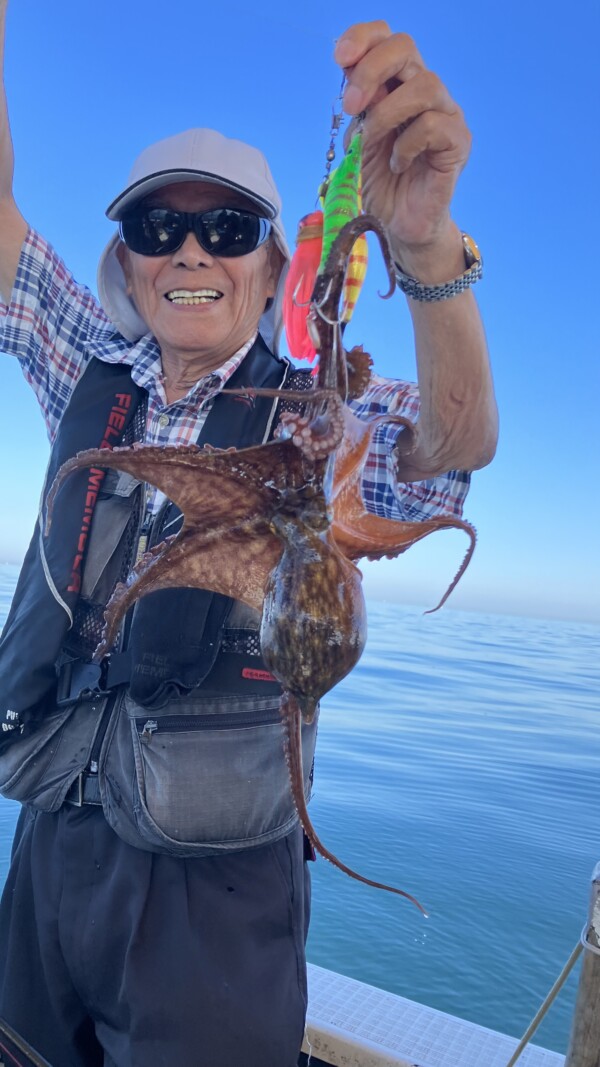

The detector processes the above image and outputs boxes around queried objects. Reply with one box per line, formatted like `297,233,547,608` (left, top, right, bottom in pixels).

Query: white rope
505,941,583,1067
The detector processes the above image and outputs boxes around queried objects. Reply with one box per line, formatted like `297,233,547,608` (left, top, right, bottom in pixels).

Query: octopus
46,216,475,916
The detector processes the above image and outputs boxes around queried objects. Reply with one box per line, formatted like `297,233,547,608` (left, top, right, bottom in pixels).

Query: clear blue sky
0,0,598,623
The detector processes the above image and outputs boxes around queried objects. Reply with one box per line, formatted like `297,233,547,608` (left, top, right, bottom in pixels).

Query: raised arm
335,22,498,479
0,0,28,304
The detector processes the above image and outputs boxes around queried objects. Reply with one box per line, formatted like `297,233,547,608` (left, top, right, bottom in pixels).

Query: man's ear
266,241,286,300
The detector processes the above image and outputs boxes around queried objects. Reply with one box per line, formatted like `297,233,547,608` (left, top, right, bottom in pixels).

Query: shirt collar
86,331,258,402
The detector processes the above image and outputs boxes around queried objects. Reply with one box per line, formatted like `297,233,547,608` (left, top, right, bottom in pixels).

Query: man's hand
0,0,28,303
334,21,497,478
335,22,471,282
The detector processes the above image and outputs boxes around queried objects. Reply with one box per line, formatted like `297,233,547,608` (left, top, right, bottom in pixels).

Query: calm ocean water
1,562,598,1055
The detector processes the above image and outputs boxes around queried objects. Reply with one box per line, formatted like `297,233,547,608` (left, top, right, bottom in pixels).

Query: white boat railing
303,963,565,1067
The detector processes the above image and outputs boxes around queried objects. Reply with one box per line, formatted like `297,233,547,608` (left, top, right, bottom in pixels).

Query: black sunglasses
119,206,272,258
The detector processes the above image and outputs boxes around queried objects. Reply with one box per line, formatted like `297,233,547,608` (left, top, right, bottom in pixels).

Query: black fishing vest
0,336,300,731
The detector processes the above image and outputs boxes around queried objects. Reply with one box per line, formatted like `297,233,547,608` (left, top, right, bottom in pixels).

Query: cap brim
106,170,277,221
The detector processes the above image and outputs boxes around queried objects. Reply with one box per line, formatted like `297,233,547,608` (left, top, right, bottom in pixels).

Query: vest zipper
140,719,158,743
137,709,282,741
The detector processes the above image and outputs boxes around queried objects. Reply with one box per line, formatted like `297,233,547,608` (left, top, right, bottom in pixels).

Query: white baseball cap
97,128,290,350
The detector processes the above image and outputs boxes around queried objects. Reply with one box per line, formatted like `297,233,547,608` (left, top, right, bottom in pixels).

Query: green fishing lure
318,131,363,274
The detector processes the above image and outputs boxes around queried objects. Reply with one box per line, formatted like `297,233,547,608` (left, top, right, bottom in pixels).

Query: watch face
462,233,482,268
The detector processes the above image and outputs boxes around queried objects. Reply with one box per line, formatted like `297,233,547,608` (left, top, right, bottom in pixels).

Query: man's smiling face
117,181,282,377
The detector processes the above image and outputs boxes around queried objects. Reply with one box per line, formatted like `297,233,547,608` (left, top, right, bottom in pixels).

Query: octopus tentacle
312,214,396,316
345,345,373,400
223,386,345,461
44,444,204,534
276,398,345,460
96,534,179,658
281,692,427,915
424,520,477,614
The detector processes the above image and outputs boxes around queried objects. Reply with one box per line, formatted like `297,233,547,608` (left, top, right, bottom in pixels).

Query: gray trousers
0,804,311,1067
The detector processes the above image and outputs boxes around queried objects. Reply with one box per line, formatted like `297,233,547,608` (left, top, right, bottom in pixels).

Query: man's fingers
334,21,392,69
387,111,471,176
339,32,427,115
362,72,458,144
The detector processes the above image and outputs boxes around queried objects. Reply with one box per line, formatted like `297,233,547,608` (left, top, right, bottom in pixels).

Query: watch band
395,232,483,302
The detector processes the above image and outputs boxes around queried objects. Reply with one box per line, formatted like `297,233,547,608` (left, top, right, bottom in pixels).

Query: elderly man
0,6,497,1066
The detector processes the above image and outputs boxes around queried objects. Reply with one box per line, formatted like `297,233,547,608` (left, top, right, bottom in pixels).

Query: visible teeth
166,289,222,305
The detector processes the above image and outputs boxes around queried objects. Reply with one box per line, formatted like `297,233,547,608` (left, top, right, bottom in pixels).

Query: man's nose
172,230,215,268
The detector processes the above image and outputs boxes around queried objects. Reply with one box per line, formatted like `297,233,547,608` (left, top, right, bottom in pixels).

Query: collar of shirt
86,331,258,408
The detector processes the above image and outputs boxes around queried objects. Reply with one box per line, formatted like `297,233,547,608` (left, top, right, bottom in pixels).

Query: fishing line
0,1017,53,1067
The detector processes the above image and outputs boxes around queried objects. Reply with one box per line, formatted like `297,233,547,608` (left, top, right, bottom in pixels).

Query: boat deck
301,964,565,1067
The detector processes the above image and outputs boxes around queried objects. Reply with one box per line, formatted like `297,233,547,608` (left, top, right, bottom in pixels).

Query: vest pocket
100,692,318,857
80,471,141,602
0,698,108,810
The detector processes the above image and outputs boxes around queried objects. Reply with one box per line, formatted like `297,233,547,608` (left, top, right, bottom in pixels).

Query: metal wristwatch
394,233,483,302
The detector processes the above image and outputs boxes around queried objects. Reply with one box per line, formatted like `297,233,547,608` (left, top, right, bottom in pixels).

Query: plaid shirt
0,228,469,522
